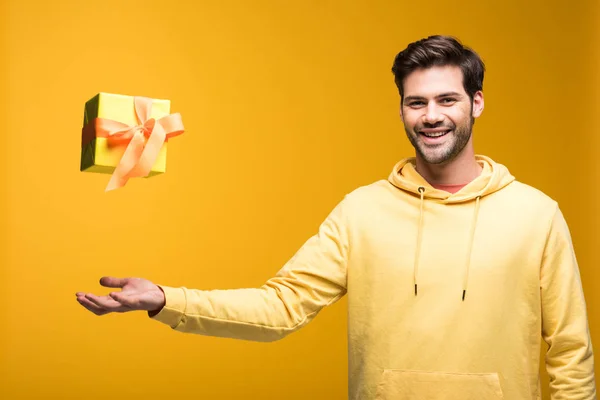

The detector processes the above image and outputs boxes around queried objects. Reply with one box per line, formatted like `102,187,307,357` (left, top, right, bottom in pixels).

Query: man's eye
408,101,424,106
441,98,456,103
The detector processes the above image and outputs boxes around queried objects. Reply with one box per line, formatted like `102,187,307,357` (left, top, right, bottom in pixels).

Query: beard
404,117,473,165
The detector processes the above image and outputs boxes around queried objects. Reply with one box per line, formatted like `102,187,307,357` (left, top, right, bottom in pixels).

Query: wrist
148,286,166,317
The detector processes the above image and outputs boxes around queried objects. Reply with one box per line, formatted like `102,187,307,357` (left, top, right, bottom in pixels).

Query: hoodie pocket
375,369,504,400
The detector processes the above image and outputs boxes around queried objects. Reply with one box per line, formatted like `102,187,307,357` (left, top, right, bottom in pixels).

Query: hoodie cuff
148,285,187,328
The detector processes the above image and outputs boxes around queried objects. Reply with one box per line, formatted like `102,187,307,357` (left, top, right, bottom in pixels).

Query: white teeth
422,130,449,138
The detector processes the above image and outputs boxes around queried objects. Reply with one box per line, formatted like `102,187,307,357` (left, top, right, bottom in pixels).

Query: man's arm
541,204,596,399
149,197,351,342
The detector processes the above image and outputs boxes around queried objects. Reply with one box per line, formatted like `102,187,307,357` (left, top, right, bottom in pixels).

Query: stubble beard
404,117,473,165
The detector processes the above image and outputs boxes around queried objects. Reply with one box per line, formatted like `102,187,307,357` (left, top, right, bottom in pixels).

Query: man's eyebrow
404,92,463,102
437,91,462,98
403,95,425,102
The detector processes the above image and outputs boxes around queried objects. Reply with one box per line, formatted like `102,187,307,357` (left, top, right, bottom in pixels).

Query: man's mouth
419,129,452,138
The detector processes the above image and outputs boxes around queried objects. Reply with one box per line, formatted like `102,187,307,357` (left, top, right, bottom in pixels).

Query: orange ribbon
82,96,184,191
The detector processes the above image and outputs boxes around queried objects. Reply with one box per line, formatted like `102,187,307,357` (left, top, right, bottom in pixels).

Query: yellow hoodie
151,155,596,399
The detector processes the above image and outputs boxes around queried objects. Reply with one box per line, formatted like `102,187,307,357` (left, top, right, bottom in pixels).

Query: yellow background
1,1,598,399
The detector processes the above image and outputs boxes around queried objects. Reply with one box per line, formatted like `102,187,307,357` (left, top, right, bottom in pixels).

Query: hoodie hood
387,154,516,301
387,154,515,203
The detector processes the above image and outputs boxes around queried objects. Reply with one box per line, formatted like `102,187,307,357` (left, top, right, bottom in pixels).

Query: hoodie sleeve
541,205,596,399
149,197,350,342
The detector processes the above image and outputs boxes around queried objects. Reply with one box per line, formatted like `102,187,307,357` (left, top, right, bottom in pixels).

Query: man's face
400,65,483,165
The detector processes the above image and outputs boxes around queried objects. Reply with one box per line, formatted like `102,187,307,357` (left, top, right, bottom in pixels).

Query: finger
99,277,129,289
110,292,140,309
85,293,130,311
77,296,109,316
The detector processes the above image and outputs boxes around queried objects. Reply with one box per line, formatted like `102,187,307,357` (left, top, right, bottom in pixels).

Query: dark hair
391,35,485,102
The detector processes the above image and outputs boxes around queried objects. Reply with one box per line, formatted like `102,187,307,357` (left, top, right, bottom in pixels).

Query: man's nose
423,103,443,124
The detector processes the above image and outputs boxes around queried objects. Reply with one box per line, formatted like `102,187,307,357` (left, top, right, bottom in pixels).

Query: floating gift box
80,92,184,191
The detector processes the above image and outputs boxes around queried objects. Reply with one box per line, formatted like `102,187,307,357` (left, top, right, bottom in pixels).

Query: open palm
76,277,165,316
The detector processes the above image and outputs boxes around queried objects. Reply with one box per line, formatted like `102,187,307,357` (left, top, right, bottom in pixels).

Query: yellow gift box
80,92,184,191
80,93,170,176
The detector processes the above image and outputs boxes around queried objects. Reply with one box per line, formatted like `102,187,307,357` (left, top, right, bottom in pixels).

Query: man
76,35,596,399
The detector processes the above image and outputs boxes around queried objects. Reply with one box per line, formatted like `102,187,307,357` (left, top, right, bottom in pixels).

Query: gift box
80,92,184,191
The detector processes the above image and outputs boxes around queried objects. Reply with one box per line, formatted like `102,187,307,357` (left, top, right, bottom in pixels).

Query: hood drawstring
462,195,481,301
412,187,482,301
414,187,426,297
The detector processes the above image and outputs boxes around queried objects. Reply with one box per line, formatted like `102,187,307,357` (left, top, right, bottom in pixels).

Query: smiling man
77,35,596,399
396,39,485,189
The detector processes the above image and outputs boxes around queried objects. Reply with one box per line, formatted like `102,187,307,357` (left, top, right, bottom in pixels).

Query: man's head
391,36,485,165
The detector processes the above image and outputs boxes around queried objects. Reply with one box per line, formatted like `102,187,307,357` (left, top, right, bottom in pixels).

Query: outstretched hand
76,277,166,316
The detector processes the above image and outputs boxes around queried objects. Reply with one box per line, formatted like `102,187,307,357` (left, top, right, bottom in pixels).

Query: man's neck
415,151,482,186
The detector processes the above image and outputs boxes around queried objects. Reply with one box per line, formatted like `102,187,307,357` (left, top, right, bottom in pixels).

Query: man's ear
472,91,484,118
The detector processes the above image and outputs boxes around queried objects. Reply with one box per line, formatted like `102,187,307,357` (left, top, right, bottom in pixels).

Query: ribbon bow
84,96,184,191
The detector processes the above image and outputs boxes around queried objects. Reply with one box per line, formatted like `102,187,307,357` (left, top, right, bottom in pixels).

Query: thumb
100,276,129,288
